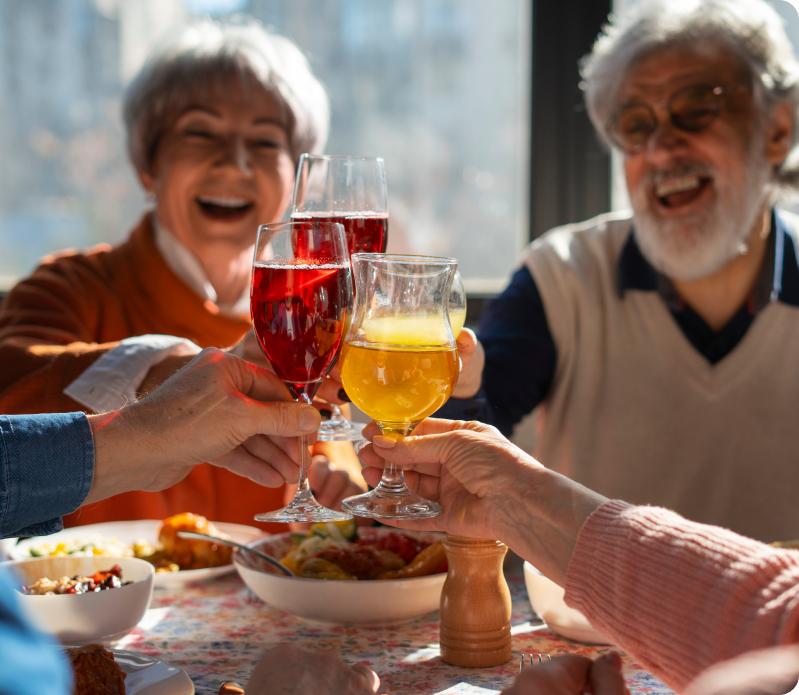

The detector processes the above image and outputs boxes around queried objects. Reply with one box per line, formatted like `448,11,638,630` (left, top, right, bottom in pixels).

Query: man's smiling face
141,77,295,257
620,44,773,280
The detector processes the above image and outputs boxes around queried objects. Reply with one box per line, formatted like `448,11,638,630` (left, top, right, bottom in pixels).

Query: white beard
629,144,772,281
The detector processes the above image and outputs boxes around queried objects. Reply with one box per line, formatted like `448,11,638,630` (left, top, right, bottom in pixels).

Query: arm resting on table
565,500,799,691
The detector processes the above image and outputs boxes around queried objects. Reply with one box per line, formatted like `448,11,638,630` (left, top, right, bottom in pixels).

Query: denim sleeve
0,413,94,539
439,266,556,437
0,568,72,695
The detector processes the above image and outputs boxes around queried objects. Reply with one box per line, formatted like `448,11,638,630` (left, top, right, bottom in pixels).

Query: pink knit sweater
564,500,799,691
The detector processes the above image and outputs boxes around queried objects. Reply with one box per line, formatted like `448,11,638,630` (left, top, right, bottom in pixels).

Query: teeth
655,175,702,198
197,195,251,208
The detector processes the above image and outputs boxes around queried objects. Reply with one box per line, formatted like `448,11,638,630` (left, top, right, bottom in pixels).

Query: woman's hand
502,654,628,695
308,455,365,512
86,348,321,504
358,418,607,586
450,329,484,399
359,419,534,541
246,643,381,695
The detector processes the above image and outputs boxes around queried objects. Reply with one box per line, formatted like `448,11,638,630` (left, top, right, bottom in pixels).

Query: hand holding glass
339,254,459,519
250,221,353,523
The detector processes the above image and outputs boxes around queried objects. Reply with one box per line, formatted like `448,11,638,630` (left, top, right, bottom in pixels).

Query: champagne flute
250,220,353,523
292,154,388,441
339,254,459,519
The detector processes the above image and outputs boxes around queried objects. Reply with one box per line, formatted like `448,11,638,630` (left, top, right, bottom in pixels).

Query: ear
138,168,155,194
765,101,794,166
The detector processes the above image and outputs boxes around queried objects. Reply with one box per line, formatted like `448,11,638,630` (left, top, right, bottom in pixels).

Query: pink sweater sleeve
563,500,799,691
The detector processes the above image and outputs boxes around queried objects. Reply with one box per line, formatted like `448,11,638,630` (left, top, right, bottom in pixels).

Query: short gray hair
581,0,799,192
123,17,329,174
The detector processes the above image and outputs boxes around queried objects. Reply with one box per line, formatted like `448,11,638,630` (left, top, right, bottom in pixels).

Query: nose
216,135,253,175
643,113,691,167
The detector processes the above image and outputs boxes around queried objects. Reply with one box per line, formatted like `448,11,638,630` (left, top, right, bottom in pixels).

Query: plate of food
66,643,194,695
8,513,265,587
235,520,448,624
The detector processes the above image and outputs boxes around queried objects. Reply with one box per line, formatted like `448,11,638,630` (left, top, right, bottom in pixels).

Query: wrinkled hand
309,455,365,511
502,654,628,695
451,329,484,399
246,643,381,695
85,348,321,505
358,419,535,540
359,418,607,585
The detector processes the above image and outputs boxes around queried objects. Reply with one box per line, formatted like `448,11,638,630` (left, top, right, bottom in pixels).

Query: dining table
114,553,677,695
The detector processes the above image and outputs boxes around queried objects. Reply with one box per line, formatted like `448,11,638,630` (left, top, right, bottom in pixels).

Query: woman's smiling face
140,78,295,256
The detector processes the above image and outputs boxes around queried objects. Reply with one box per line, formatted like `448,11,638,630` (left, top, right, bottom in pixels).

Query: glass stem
378,428,412,493
296,394,313,498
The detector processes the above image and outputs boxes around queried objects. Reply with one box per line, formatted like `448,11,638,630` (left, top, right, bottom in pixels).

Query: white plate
9,520,265,587
523,561,613,645
65,648,194,695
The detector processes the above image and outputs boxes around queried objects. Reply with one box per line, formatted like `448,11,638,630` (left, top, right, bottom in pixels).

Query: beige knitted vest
524,210,799,542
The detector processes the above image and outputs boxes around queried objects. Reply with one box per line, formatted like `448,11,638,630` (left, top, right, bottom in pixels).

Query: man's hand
245,643,380,695
226,329,274,371
358,418,607,586
502,654,628,695
84,348,321,505
451,329,484,399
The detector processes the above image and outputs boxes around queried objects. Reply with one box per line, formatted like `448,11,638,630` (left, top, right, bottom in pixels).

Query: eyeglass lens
609,85,723,153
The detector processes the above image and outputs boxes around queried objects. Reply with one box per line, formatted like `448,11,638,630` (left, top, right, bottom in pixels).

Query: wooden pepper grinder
439,534,512,667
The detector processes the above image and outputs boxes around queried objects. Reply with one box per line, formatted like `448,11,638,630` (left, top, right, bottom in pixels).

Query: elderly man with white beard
442,0,799,542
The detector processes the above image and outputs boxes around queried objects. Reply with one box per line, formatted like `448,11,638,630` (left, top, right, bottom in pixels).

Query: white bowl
235,529,446,625
523,561,612,644
9,556,154,645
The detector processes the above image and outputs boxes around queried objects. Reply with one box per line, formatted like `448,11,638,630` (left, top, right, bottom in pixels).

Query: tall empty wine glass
250,220,353,523
292,154,389,441
339,254,459,519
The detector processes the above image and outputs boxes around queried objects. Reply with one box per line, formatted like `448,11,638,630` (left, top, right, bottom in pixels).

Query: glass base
342,486,443,520
316,419,367,442
255,489,353,523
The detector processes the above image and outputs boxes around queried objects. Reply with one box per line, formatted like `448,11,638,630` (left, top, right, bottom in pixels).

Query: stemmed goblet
291,154,389,441
339,254,459,519
250,220,353,523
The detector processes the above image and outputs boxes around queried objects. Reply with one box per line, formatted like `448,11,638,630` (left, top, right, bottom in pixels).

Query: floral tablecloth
116,558,675,695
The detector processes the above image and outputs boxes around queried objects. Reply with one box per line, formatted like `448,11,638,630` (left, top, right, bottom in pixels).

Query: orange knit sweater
0,215,293,532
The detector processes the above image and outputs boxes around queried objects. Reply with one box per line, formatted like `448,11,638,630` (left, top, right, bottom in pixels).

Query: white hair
123,17,329,174
581,0,799,192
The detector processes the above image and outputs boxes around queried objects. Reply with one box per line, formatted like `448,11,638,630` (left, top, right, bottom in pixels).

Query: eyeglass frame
604,83,750,155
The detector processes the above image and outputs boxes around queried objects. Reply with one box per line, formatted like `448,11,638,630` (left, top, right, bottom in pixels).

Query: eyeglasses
605,84,747,154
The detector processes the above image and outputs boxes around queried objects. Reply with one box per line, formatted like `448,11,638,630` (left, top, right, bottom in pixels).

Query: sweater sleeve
564,500,799,691
0,251,121,414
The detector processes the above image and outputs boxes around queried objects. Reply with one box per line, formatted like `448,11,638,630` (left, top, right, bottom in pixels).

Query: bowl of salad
234,520,446,625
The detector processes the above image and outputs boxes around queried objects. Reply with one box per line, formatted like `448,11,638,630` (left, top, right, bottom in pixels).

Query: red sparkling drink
291,213,388,255
251,261,350,400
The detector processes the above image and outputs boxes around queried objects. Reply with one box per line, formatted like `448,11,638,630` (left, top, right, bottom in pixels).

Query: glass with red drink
291,154,389,441
250,220,353,523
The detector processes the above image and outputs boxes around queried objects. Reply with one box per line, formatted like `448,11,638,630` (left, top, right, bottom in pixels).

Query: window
0,0,531,295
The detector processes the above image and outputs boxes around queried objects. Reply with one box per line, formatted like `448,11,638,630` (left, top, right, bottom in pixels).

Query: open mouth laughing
653,174,712,209
195,195,255,220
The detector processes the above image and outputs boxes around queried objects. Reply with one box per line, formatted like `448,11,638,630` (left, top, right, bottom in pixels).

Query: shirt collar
618,209,799,309
152,213,251,316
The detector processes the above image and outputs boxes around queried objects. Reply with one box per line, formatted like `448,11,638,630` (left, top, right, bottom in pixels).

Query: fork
519,653,551,673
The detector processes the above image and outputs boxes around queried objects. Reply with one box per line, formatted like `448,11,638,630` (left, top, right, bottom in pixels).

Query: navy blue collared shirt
437,211,799,436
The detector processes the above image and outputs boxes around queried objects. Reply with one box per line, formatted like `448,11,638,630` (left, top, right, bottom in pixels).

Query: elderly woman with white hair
0,18,361,531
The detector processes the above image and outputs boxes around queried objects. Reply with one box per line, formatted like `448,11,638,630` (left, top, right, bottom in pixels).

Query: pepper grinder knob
439,534,512,667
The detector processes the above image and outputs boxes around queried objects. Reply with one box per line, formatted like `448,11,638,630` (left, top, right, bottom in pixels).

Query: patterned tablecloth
115,556,676,695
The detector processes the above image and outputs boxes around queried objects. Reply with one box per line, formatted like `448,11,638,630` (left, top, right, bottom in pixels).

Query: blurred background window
0,0,531,295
